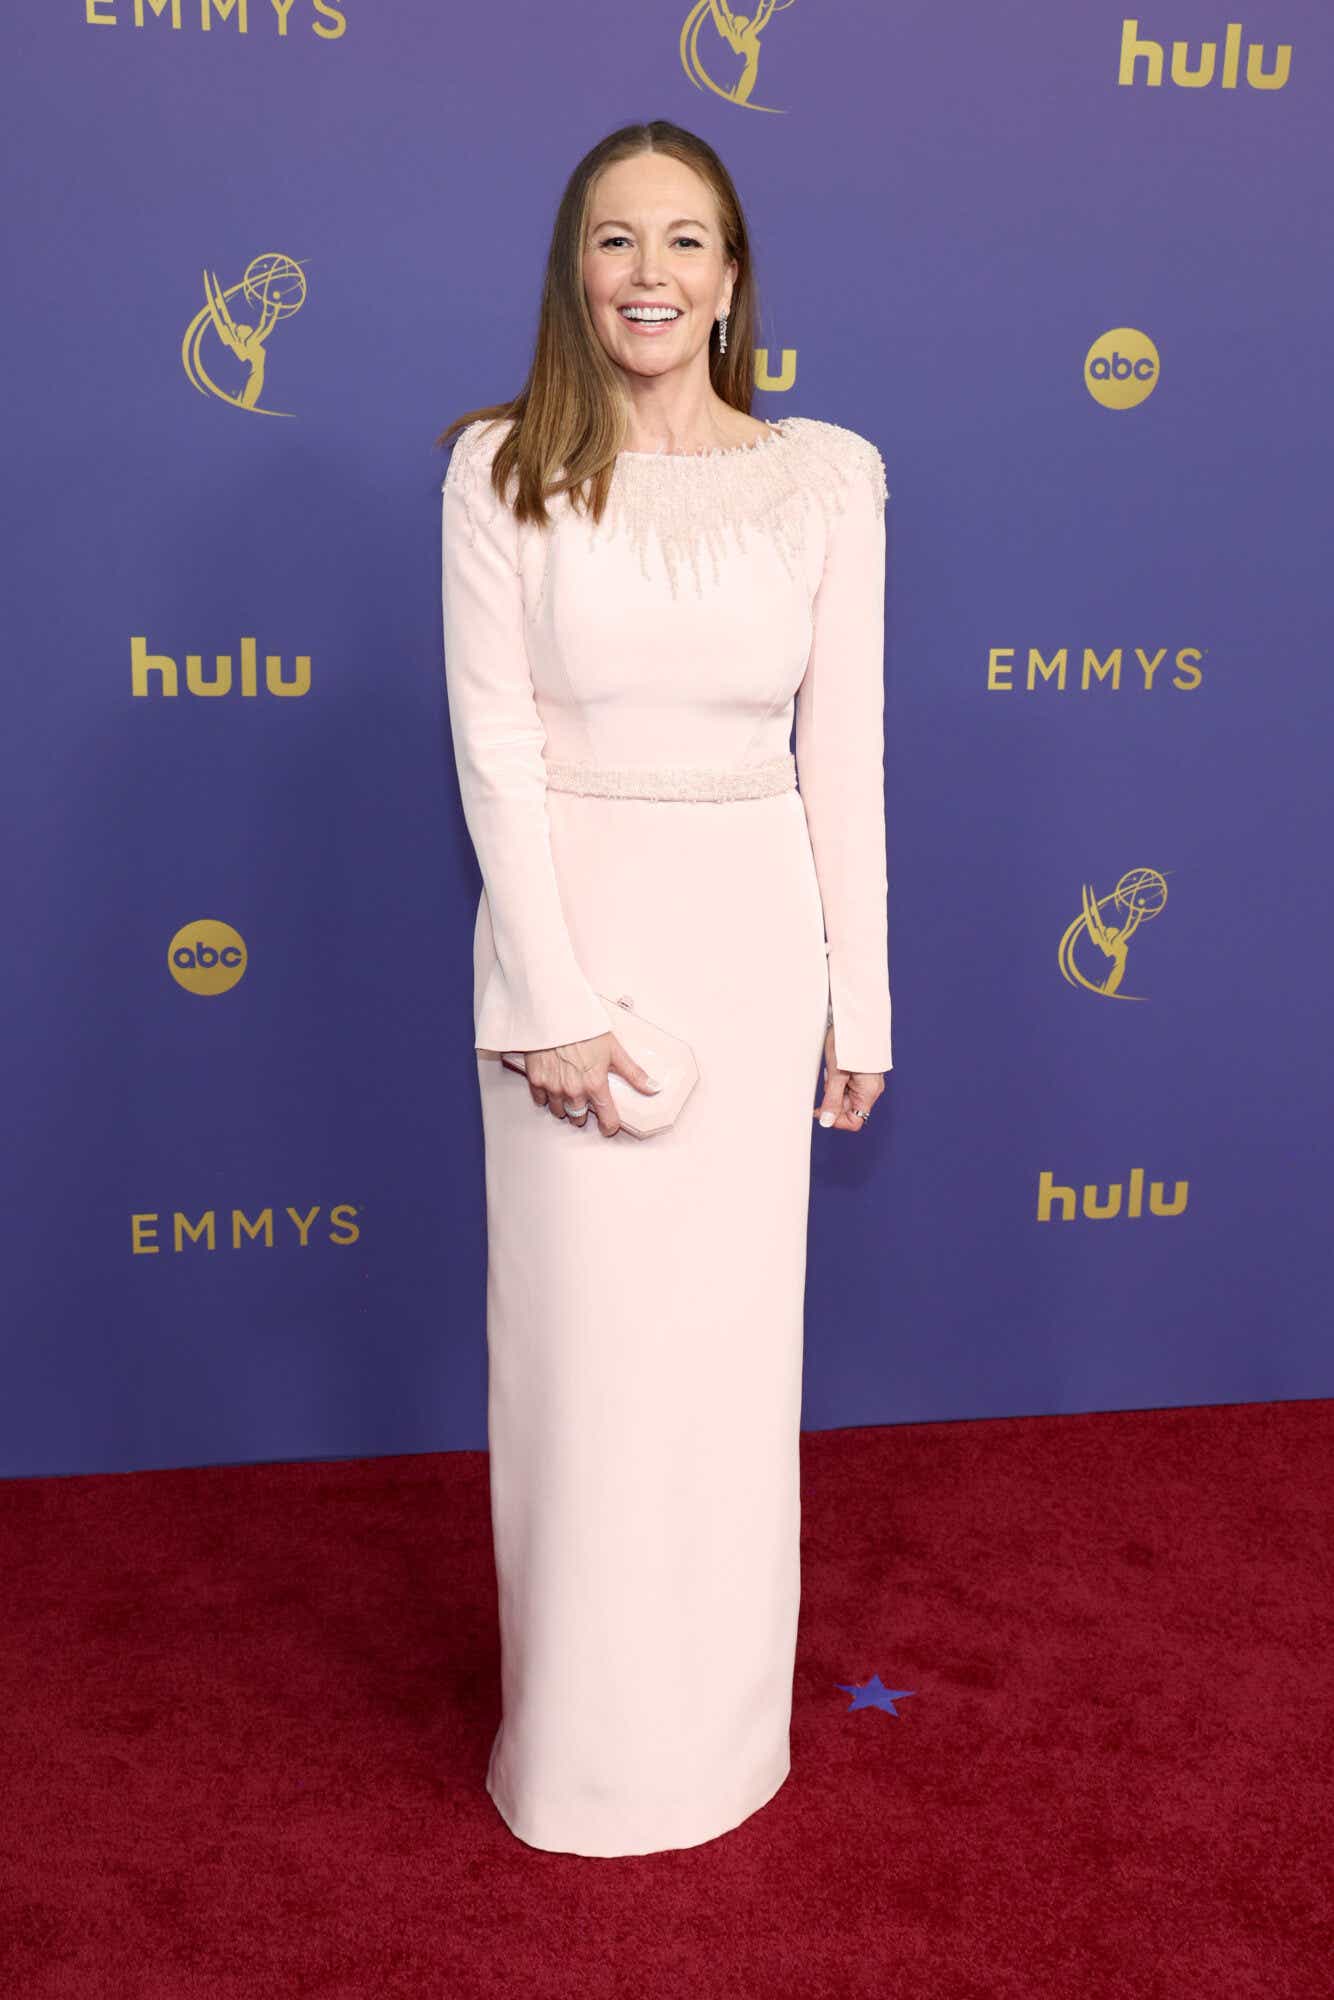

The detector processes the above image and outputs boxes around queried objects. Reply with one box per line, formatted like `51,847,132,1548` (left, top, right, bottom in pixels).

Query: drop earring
717,307,728,356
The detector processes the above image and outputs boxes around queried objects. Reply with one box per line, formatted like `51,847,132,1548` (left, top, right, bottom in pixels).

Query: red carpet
1,1399,1328,1999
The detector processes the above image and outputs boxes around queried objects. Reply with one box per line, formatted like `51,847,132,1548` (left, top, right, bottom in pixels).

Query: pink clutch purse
499,992,700,1138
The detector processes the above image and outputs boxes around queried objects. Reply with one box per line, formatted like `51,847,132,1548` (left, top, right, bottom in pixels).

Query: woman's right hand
523,1032,661,1137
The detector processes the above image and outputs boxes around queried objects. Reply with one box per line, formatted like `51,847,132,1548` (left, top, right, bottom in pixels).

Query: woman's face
582,153,737,386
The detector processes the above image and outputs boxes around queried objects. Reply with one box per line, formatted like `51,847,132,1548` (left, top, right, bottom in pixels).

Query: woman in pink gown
439,122,892,1857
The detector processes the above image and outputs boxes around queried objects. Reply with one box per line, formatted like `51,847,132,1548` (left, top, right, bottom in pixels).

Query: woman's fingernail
643,1075,662,1091
819,1111,836,1128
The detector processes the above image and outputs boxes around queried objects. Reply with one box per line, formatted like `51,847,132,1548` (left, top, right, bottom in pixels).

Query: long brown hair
435,120,760,529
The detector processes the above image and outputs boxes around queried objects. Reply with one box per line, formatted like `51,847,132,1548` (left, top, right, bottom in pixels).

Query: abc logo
1084,327,1160,410
168,919,248,995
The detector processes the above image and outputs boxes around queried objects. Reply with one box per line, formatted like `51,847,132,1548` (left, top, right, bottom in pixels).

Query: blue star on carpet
835,1674,916,1715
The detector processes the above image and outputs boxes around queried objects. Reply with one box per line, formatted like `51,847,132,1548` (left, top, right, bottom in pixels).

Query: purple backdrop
3,3,1330,1477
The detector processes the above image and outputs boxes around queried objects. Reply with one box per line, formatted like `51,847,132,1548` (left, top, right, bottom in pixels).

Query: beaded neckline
445,411,887,605
595,413,885,597
616,417,794,461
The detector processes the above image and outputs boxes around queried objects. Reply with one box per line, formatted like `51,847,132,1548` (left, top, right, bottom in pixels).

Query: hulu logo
131,635,311,697
1118,18,1292,89
1037,1168,1189,1221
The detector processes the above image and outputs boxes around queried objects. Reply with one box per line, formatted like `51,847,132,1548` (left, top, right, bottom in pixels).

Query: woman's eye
596,236,703,250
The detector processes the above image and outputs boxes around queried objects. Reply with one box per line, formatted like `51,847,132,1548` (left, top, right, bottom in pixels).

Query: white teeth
620,307,680,321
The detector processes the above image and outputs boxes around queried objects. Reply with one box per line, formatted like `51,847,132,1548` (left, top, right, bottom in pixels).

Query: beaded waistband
543,751,796,803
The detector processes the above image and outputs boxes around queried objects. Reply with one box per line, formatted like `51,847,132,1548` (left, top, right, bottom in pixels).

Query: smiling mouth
618,306,682,329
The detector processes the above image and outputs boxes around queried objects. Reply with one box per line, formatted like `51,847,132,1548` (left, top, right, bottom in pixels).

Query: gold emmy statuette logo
181,253,309,417
1058,867,1169,1000
168,920,248,995
1085,327,1159,410
1117,18,1292,90
679,0,798,112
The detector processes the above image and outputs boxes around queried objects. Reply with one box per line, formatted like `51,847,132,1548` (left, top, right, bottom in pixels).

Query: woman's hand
524,1031,661,1138
813,1025,886,1134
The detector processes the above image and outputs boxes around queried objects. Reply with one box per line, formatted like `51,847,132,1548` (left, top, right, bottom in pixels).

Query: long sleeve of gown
441,421,610,1054
793,432,894,1074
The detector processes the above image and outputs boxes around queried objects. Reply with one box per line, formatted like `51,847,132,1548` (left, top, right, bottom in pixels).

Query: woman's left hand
812,1026,886,1134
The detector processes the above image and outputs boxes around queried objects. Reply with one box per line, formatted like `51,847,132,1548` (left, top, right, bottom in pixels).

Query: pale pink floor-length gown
439,410,893,1857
